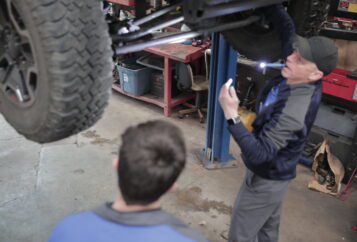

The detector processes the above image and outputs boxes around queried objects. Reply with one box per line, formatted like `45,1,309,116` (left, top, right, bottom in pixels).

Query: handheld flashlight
225,78,233,88
259,62,286,69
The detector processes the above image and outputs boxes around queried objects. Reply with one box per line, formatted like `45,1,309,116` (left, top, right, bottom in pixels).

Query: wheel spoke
20,38,35,64
0,62,12,85
3,80,18,102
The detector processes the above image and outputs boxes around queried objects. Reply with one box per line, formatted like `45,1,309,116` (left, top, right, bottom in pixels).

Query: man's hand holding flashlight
219,79,240,120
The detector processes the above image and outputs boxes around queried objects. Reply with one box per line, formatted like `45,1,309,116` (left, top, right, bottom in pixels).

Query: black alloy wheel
0,1,38,108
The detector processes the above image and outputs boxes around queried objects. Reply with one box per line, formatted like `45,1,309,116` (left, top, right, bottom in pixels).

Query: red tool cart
322,68,357,103
106,0,135,6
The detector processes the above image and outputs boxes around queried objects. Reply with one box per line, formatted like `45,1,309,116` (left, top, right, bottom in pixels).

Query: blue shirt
49,203,206,242
260,79,287,111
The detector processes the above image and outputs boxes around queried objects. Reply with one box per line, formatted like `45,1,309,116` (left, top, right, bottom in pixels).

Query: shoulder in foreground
51,211,97,232
155,210,208,242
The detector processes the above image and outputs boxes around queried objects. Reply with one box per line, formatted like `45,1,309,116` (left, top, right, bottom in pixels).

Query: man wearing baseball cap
219,5,338,242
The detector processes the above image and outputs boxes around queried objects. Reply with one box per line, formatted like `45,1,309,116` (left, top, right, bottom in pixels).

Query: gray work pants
228,169,291,242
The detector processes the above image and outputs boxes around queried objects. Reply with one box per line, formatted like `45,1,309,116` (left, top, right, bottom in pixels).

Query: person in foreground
49,120,207,242
219,34,338,242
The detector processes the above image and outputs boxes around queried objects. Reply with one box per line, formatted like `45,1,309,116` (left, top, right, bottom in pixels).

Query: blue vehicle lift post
197,33,238,169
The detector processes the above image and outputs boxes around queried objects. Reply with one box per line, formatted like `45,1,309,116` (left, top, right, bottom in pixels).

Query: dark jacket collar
93,202,207,242
93,202,181,226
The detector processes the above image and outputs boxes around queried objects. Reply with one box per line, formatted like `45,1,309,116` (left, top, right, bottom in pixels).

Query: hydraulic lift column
197,33,238,169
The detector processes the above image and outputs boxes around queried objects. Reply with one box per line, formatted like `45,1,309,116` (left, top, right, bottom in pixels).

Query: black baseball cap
294,35,338,75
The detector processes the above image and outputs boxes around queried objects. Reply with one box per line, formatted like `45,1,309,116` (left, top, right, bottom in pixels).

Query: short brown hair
118,120,186,205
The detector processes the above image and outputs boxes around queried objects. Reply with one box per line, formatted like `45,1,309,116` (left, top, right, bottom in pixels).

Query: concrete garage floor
1,93,356,242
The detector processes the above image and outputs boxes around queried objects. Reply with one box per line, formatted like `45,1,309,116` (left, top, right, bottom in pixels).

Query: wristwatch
227,116,241,126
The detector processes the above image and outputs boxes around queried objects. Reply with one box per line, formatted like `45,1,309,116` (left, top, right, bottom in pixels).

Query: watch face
227,116,240,126
227,119,235,125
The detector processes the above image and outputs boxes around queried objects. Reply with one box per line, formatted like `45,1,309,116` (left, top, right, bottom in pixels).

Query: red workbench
112,43,207,117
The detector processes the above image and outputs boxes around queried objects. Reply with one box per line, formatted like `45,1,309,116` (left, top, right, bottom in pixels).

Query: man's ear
113,157,119,169
308,70,323,82
167,182,177,193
